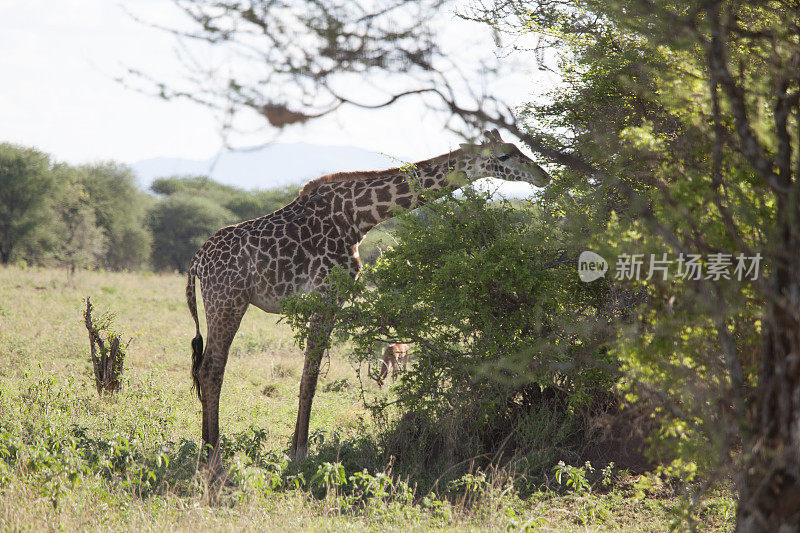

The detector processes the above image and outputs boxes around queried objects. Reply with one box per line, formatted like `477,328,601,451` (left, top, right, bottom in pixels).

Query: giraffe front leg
290,316,332,461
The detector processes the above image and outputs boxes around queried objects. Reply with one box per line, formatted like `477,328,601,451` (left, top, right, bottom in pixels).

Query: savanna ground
0,265,735,531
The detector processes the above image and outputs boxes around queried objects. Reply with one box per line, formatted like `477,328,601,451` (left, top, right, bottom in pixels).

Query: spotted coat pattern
185,131,547,465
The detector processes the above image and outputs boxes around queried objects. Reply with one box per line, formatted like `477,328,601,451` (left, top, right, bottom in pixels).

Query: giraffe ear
482,129,503,143
459,142,480,154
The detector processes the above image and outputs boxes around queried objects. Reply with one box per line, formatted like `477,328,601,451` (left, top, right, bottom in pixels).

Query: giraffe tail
186,263,203,401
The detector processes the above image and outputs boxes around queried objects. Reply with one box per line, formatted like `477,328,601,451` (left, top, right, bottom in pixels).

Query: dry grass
0,265,734,531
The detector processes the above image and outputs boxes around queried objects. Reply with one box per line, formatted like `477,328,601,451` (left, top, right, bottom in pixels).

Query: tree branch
704,4,787,194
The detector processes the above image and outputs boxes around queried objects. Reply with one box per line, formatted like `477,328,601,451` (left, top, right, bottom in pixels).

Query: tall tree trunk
737,192,800,530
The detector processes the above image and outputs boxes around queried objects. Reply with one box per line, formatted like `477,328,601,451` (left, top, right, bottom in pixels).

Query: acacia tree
139,0,800,527
50,164,107,271
0,144,56,264
126,0,590,170
80,163,152,270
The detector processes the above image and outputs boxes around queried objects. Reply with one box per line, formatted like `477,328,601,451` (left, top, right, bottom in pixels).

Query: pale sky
0,0,556,167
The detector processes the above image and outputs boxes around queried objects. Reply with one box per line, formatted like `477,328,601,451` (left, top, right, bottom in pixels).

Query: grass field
0,265,734,531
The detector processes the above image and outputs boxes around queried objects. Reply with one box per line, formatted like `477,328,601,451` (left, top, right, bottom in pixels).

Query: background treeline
0,143,298,272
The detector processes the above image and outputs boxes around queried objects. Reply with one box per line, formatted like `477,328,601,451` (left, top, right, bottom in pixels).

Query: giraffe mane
298,150,462,197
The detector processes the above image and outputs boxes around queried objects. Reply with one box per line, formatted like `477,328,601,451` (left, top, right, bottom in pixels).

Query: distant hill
130,141,540,198
131,142,403,191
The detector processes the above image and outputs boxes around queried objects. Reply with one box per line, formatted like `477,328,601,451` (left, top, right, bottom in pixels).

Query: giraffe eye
497,153,512,162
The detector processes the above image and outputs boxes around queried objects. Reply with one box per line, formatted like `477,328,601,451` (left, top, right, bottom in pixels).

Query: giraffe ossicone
185,129,548,468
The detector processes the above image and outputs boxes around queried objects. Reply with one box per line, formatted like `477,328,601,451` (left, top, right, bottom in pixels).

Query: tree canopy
0,144,56,264
0,144,299,273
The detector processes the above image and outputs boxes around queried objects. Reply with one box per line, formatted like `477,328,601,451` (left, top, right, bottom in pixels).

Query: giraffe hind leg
198,303,247,475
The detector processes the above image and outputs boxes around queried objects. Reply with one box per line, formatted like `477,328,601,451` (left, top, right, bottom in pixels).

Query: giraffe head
458,129,550,187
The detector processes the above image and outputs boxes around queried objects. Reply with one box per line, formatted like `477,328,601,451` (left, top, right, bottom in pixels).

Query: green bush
284,188,630,482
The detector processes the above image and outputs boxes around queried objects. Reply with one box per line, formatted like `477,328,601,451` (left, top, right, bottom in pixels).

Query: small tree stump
84,297,128,395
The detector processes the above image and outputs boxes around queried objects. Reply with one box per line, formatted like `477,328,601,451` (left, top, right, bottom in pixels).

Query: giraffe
375,343,411,388
185,129,548,469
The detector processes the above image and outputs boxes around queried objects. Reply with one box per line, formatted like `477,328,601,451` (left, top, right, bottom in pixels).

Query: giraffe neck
344,149,487,238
